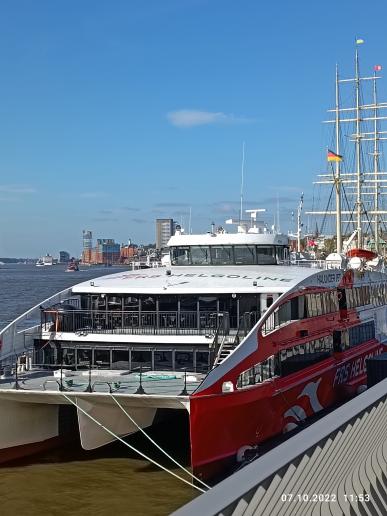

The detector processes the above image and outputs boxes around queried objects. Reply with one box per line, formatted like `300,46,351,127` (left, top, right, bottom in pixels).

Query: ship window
154,350,173,370
123,296,139,311
195,351,210,373
278,301,291,325
112,350,129,370
210,246,233,265
62,348,75,366
346,289,354,309
158,296,178,312
131,350,152,371
348,321,375,347
306,294,317,317
190,246,211,265
77,349,91,367
237,355,276,388
175,351,193,371
94,349,110,368
279,334,333,376
141,296,156,312
180,296,198,312
171,246,190,265
256,246,276,265
330,291,339,311
234,245,256,265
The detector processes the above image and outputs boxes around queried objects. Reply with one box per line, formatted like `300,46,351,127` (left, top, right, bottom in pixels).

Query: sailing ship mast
334,63,342,253
308,40,387,254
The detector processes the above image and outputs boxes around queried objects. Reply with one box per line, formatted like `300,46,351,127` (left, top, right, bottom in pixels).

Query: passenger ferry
1,44,387,479
0,212,386,478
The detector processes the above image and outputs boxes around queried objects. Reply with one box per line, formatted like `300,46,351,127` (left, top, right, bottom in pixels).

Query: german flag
327,149,343,162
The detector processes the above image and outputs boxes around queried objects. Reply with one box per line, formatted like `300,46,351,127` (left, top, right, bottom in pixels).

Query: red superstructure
189,268,387,479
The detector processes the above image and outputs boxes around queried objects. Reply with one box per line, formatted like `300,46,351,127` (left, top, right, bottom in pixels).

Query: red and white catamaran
0,45,387,479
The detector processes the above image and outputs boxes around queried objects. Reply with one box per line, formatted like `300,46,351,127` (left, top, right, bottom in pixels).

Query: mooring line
110,393,210,490
62,393,207,493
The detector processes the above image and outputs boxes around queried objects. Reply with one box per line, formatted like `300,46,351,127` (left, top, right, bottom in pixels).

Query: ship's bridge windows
210,246,233,265
234,245,256,265
170,244,289,266
190,246,211,265
257,246,276,265
171,246,190,265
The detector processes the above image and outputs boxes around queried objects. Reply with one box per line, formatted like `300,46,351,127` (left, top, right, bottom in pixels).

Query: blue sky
1,0,387,257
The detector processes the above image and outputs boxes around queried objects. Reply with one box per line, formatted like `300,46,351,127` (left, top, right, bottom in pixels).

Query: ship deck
0,368,203,397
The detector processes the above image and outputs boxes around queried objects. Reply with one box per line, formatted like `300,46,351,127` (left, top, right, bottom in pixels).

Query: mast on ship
334,63,343,253
308,39,387,254
297,193,304,252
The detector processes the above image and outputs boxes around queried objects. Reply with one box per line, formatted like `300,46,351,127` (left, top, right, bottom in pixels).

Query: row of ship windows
171,245,288,266
261,284,387,334
261,292,339,333
345,284,387,309
239,321,375,388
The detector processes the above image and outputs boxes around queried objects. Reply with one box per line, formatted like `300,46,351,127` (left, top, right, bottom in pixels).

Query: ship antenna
334,62,342,254
239,141,245,222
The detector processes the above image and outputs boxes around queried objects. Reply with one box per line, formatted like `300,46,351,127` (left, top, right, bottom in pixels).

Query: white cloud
79,192,107,199
0,184,36,194
167,109,252,128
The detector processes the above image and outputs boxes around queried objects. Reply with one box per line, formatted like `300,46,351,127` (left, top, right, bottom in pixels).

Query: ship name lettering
316,272,341,285
333,348,383,386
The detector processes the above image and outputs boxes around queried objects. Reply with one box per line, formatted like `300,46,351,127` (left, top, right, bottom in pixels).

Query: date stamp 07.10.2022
281,493,371,504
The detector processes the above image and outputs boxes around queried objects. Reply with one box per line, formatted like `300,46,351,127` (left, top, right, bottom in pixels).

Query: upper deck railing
41,308,234,336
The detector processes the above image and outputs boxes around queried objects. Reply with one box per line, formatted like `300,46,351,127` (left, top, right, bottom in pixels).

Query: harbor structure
156,218,175,250
59,251,70,264
82,230,93,263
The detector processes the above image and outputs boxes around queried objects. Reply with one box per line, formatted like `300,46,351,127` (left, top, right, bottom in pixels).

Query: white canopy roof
71,265,324,295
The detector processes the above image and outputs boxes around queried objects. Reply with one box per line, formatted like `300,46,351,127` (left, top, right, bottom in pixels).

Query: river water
0,264,196,515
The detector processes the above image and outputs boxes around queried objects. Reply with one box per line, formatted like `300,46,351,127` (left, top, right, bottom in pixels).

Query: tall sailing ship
0,43,386,481
308,39,387,258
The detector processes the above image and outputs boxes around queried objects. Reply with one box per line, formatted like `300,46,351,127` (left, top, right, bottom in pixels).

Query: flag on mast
327,149,343,162
374,64,382,71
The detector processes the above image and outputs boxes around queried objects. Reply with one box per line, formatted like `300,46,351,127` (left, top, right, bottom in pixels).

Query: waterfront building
82,230,93,263
95,238,121,265
156,218,174,250
120,243,138,263
59,251,70,263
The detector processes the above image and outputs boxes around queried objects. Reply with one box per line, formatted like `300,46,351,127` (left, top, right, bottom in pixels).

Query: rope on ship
61,393,209,493
109,394,210,490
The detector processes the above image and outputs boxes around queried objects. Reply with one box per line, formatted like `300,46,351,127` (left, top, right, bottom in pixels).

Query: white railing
0,286,74,364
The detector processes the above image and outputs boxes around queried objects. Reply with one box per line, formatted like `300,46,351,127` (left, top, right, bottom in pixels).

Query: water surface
0,264,196,515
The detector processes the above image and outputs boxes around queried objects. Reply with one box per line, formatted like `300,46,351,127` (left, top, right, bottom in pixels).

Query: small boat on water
36,254,54,267
65,260,79,272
